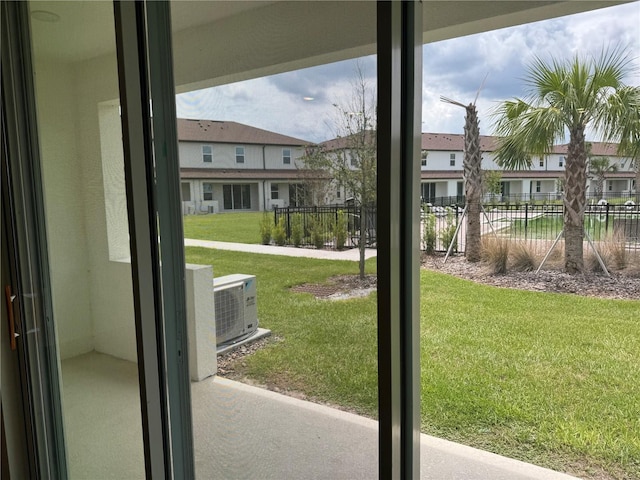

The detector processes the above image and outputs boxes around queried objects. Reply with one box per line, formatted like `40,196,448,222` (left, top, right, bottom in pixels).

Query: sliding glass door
2,2,422,478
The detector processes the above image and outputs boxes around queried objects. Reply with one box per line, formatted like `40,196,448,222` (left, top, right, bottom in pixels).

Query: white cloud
176,2,640,142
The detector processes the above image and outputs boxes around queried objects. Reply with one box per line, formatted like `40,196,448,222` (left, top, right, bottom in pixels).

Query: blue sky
176,2,640,144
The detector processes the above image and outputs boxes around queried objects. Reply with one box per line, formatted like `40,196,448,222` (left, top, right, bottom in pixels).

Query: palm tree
493,48,640,273
441,97,483,262
588,156,618,198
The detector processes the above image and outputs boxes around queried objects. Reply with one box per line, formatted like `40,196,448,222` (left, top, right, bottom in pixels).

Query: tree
588,156,618,198
484,170,503,200
611,86,640,201
295,146,334,206
441,97,483,262
493,47,640,273
302,64,376,278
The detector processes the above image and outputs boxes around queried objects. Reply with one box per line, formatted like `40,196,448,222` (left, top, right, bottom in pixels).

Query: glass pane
171,1,378,477
28,1,145,477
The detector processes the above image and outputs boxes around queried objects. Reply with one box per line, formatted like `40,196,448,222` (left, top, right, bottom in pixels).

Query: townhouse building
420,133,636,203
178,119,314,213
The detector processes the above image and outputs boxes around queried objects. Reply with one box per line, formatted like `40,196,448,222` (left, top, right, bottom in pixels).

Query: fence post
524,203,528,241
274,206,278,226
605,202,610,233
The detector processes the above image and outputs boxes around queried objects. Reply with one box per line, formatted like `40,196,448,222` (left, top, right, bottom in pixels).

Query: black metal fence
274,205,377,250
422,201,640,253
423,191,639,208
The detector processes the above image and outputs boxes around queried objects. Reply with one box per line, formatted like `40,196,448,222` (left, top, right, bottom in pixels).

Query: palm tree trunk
563,127,587,273
463,104,483,262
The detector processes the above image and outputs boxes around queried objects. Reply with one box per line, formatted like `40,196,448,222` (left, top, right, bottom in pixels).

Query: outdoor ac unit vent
213,274,258,346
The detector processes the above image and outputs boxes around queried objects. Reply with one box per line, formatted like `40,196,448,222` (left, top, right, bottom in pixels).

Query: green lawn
186,247,639,479
183,212,264,243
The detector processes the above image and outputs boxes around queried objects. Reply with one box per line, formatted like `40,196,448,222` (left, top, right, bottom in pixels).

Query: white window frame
202,145,212,163
559,156,564,168
282,148,291,165
235,146,245,164
271,183,279,200
203,182,213,201
449,153,455,166
539,158,544,167
536,181,541,193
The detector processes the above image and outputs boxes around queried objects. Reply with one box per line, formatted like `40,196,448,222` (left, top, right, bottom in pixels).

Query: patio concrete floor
62,352,579,479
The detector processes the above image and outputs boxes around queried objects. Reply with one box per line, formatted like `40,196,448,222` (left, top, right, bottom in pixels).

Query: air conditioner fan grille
215,287,243,338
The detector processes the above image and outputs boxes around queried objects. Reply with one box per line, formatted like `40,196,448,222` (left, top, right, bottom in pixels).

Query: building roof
177,119,312,146
421,134,623,157
552,142,622,156
421,133,498,152
320,131,376,151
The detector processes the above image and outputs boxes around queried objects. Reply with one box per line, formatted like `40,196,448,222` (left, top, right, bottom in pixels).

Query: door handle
5,285,18,350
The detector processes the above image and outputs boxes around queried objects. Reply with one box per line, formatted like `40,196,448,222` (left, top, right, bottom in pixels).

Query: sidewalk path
185,238,377,261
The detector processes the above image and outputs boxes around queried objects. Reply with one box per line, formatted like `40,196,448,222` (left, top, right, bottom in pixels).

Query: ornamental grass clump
604,230,628,270
481,237,509,274
510,240,538,272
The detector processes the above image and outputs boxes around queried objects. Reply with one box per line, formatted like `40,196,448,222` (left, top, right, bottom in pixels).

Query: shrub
510,241,538,272
259,212,272,245
481,237,509,274
439,210,458,252
334,210,347,250
604,230,627,270
585,247,610,273
290,213,303,247
272,217,287,246
422,208,437,254
309,215,325,249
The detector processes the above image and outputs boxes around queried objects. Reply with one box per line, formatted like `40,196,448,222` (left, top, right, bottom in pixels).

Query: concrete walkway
184,237,578,479
185,238,378,261
192,377,579,480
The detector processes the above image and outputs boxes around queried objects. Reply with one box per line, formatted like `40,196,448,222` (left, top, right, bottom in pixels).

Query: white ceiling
28,1,632,88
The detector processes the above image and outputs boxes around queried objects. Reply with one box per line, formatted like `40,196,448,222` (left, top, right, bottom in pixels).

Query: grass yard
186,247,640,479
183,212,263,243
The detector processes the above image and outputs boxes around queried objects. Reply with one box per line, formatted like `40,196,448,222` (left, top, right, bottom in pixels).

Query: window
536,181,541,193
271,184,279,200
235,146,245,164
421,151,427,166
283,148,291,165
223,184,251,209
456,181,463,197
203,182,213,201
202,145,212,163
449,153,456,166
539,158,544,167
559,156,564,167
181,182,191,202
337,188,341,199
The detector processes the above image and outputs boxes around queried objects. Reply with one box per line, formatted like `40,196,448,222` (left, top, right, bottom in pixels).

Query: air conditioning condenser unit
213,274,258,346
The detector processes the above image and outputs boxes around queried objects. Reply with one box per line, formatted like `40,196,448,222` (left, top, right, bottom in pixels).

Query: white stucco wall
33,60,95,359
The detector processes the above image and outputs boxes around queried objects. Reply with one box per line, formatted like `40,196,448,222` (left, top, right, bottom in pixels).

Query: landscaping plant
272,216,287,246
334,210,347,250
290,213,303,247
439,210,458,252
422,208,437,254
259,212,273,245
